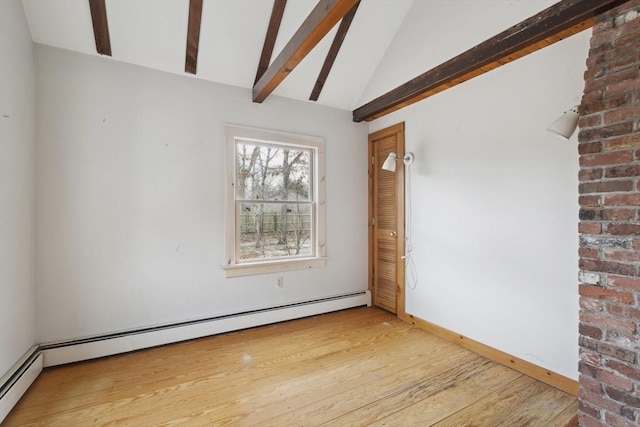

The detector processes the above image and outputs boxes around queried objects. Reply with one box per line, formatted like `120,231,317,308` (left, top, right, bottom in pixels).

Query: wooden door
368,123,405,315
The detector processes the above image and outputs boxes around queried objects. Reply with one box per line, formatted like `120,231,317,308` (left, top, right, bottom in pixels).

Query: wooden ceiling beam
88,0,111,56
309,0,360,101
185,0,204,74
255,0,288,85
352,0,627,122
253,0,360,104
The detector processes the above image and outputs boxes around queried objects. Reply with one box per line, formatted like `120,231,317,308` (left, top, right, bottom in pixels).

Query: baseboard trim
0,347,43,424
0,291,370,422
565,414,579,427
399,312,579,396
40,291,371,367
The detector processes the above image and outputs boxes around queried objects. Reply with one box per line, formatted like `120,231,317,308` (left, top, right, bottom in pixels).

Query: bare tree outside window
235,140,313,261
223,125,326,277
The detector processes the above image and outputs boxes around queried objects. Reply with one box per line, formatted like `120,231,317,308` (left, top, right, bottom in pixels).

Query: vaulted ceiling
21,0,413,112
19,0,622,121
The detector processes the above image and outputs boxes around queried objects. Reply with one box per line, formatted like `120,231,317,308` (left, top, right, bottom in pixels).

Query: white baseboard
0,350,43,424
41,291,371,367
0,291,370,422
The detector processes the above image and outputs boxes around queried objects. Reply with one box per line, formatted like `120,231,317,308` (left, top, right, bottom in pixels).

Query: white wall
35,46,368,343
366,0,585,380
0,0,37,377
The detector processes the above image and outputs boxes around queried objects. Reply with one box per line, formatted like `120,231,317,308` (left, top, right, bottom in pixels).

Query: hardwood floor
3,307,577,426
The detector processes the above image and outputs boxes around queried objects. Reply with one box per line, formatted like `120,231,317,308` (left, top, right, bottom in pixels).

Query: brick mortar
578,1,640,425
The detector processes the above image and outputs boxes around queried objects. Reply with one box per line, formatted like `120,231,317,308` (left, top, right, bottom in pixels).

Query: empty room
1,0,638,425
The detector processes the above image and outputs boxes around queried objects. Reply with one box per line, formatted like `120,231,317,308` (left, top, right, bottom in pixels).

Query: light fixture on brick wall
547,105,579,140
382,152,414,172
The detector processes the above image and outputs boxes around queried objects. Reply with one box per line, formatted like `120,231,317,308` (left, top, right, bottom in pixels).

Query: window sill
221,257,327,278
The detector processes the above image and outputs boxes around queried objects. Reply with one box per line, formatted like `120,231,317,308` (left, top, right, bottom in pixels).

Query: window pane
239,203,313,261
236,141,311,202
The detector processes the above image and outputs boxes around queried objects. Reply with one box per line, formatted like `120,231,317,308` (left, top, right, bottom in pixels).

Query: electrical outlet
276,276,284,288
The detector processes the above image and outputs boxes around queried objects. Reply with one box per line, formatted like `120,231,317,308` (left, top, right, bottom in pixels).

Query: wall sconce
547,105,579,140
382,152,415,172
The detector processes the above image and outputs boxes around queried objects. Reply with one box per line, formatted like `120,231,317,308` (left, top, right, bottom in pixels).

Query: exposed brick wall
578,1,640,426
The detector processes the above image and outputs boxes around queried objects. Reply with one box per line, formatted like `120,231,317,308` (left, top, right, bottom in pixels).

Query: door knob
390,231,398,238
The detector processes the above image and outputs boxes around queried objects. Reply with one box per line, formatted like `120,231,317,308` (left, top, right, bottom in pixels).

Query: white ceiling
19,0,565,113
20,0,414,111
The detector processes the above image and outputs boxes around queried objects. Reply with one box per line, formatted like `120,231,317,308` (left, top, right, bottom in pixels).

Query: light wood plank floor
3,307,577,426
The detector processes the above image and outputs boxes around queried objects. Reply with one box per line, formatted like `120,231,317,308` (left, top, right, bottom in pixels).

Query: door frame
368,122,406,317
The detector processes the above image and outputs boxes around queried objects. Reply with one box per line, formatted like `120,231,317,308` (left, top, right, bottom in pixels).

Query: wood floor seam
2,307,577,427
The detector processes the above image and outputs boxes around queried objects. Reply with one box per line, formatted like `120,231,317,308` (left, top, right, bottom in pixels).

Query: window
223,125,326,277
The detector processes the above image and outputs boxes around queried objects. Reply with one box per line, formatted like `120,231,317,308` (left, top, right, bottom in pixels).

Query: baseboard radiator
0,290,370,422
0,346,43,423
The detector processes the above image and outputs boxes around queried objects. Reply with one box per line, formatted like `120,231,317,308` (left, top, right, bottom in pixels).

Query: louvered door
369,123,405,315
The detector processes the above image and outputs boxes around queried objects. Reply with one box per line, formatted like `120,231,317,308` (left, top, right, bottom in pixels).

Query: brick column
578,1,640,426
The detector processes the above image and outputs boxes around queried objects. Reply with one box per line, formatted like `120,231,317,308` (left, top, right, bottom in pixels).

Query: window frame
222,125,327,278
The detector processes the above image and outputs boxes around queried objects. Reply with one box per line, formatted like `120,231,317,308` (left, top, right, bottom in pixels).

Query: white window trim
222,124,327,278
